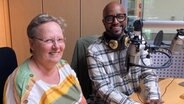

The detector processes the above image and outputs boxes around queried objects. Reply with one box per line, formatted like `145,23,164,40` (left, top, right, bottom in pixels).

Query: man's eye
117,15,125,19
106,17,113,21
117,16,124,19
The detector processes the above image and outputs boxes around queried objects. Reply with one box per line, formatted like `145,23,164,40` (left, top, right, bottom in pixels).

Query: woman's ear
29,38,34,52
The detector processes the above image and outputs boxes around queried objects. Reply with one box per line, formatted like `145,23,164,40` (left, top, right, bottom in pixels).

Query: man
87,1,162,104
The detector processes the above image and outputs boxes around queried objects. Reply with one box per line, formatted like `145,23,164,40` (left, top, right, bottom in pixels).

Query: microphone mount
127,19,173,69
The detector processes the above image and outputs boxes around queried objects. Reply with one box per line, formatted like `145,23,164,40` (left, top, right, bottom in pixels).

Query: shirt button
29,74,34,77
23,100,28,103
26,85,29,90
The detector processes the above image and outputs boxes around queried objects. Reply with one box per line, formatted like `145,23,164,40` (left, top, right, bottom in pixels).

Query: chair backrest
71,35,98,99
0,47,17,103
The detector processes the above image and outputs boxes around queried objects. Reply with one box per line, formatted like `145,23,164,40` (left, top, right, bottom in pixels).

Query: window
127,0,184,41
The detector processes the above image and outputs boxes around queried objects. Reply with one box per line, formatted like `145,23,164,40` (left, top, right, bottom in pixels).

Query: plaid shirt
87,36,160,104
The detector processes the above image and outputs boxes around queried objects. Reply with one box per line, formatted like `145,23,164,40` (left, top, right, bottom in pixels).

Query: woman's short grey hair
27,13,66,38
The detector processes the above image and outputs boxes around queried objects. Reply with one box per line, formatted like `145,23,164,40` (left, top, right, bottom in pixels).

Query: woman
3,13,86,104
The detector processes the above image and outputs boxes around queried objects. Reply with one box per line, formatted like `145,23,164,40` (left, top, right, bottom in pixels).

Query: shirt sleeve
139,48,161,100
3,71,19,104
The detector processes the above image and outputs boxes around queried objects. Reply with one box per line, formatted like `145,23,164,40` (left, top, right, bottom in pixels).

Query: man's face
103,4,127,35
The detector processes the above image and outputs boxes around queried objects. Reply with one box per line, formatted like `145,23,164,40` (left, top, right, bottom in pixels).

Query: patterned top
3,59,86,104
87,36,161,104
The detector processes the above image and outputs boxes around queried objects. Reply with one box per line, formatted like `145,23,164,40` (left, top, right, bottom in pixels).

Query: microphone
128,41,140,65
133,19,143,31
170,29,184,54
127,19,143,66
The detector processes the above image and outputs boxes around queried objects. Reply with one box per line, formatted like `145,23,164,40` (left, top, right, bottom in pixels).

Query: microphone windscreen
153,30,163,46
133,19,143,31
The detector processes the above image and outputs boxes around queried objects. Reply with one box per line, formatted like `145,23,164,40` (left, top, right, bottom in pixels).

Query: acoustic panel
151,49,184,78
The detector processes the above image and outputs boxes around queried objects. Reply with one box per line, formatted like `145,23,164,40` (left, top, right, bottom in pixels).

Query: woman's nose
52,40,60,48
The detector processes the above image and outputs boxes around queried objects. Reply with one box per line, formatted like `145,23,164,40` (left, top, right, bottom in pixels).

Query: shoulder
58,59,72,70
15,59,32,82
6,59,33,97
58,59,68,65
57,59,75,74
88,36,105,52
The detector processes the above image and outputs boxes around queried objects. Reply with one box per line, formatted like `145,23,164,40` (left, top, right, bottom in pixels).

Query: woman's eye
45,39,53,43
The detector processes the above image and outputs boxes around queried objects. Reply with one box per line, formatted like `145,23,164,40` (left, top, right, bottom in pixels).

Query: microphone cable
129,47,172,69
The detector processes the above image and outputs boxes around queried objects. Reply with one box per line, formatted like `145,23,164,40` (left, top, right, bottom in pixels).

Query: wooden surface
8,0,120,64
130,78,184,104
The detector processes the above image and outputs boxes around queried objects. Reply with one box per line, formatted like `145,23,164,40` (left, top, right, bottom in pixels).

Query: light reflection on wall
0,0,11,47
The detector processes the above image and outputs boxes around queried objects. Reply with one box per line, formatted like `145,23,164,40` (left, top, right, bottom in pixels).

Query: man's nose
112,17,119,24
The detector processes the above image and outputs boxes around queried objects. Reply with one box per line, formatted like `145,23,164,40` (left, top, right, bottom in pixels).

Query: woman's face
30,21,65,64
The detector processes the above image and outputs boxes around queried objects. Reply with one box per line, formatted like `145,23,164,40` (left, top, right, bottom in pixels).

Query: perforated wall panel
152,50,184,78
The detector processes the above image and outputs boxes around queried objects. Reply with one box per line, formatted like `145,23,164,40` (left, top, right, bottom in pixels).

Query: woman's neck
29,57,60,84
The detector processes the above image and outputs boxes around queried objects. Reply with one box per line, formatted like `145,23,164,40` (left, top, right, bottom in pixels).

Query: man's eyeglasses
104,14,126,24
33,37,66,45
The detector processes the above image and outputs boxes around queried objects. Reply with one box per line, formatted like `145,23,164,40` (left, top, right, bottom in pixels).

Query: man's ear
102,19,106,26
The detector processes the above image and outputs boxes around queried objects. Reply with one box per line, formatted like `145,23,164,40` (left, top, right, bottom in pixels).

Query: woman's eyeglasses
33,37,66,45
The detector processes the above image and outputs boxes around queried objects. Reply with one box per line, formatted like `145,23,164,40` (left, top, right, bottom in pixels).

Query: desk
130,78,184,104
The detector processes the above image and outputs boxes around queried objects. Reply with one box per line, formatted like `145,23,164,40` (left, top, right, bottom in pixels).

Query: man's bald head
103,1,126,18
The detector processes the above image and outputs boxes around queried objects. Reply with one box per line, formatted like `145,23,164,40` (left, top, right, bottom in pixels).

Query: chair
0,47,17,104
71,35,98,100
